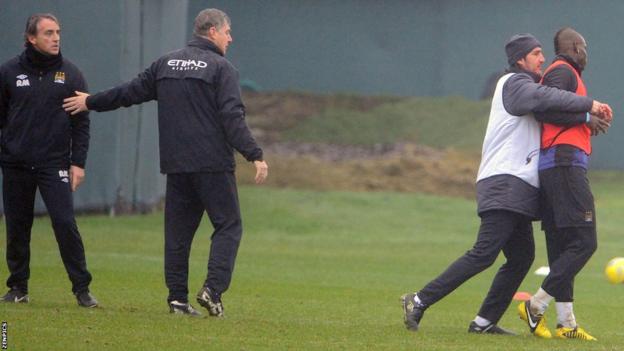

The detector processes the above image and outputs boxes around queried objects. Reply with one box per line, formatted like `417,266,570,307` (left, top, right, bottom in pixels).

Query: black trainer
196,286,224,317
169,300,202,316
468,321,516,335
75,291,98,308
1,288,29,303
400,293,426,331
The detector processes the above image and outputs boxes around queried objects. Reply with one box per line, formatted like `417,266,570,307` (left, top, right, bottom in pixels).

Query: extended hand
590,100,613,122
63,91,90,115
70,165,85,191
254,160,268,184
600,103,613,122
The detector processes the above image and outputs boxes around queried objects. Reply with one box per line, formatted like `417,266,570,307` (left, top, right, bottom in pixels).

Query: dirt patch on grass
239,92,482,198
236,143,479,198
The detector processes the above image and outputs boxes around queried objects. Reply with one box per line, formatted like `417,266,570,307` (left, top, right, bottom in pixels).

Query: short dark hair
553,27,573,55
193,8,230,37
24,13,59,44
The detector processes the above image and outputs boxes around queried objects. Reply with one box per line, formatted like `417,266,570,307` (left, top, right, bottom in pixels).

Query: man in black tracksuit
0,14,97,307
64,8,268,316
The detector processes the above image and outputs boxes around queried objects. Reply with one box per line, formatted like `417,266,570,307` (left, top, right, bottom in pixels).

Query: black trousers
539,166,597,301
164,172,242,303
2,166,92,294
417,210,535,324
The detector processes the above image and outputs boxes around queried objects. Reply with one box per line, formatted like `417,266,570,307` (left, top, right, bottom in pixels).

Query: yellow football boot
555,325,597,341
517,301,552,338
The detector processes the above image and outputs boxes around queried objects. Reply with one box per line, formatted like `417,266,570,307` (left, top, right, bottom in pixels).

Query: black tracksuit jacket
0,51,90,169
86,36,263,174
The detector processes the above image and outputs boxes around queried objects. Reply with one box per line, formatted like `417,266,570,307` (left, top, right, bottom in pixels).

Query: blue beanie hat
505,34,542,66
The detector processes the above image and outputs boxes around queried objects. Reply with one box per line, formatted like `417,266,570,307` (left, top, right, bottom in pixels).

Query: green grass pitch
1,173,623,350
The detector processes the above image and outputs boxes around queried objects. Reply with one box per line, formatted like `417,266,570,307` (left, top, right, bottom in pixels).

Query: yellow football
605,257,624,284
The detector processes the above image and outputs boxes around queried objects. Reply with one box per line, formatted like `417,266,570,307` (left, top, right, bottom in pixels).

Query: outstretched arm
64,62,158,114
503,73,612,126
502,73,593,116
534,65,611,134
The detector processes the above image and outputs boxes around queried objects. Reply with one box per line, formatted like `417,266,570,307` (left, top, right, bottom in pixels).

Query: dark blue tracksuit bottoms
417,210,535,324
164,172,242,303
2,166,92,294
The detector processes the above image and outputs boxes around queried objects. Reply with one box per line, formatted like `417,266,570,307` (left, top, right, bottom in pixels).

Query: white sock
473,315,492,327
413,293,423,305
555,302,576,328
530,288,553,315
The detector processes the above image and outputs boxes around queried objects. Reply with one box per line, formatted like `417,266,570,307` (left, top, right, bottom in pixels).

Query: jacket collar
19,43,63,73
553,54,582,75
507,65,542,82
187,35,224,56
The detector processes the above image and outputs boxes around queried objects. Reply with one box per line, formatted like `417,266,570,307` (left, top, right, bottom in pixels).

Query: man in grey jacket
401,33,611,334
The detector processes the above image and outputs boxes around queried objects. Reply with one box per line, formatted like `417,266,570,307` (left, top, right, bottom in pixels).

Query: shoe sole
196,296,223,317
400,294,419,331
78,303,98,308
468,324,517,335
1,296,29,303
170,309,202,317
555,328,597,341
